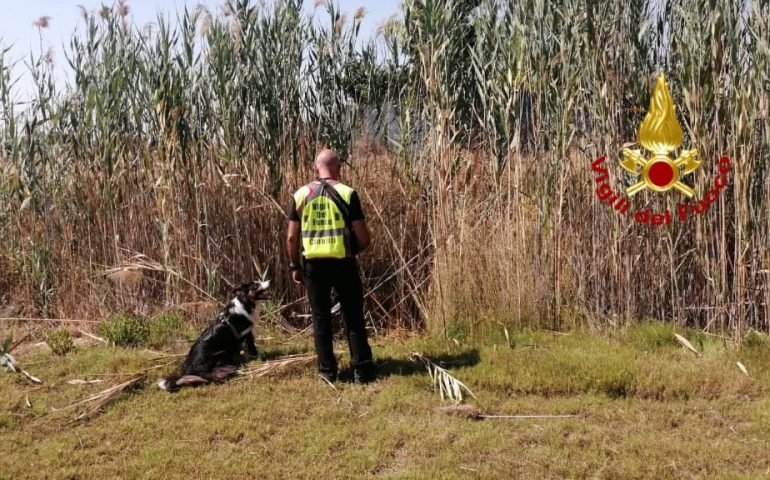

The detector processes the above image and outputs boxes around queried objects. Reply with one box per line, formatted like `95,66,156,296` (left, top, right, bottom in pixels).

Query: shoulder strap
318,179,357,257
318,178,350,221
295,183,319,216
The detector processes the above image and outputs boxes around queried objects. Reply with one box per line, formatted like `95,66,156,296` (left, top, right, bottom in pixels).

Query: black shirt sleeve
287,198,300,222
348,191,365,221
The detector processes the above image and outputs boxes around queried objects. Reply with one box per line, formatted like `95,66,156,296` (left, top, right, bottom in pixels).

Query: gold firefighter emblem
620,74,701,197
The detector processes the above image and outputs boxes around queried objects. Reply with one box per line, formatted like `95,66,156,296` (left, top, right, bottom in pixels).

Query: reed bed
0,0,767,338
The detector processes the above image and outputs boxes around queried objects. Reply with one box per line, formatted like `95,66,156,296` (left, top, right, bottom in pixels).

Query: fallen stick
0,317,100,324
79,330,107,344
478,414,583,419
10,333,31,352
434,405,582,420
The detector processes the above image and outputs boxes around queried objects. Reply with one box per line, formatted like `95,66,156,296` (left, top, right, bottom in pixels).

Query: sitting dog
157,280,271,392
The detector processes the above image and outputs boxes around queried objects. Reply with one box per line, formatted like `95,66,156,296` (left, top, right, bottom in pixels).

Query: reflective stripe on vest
293,181,355,259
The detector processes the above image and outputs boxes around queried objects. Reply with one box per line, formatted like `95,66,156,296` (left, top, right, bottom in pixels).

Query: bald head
314,149,342,180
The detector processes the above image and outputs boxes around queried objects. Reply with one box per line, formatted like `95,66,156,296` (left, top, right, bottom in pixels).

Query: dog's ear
246,284,262,300
232,282,248,296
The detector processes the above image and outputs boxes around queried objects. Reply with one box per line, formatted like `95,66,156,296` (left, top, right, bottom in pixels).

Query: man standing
285,149,376,384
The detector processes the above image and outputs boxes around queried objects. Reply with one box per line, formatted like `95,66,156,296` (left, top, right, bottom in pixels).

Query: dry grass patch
1,329,769,479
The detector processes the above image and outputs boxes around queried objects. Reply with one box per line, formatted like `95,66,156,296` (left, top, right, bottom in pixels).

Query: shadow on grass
371,349,481,379
255,343,481,383
258,344,314,361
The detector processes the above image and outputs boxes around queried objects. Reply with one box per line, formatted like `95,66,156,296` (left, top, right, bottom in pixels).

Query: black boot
319,370,338,384
353,362,376,385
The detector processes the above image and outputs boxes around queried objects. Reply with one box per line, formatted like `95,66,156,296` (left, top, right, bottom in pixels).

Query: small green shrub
147,311,184,348
43,329,75,356
0,336,11,355
743,330,770,350
626,321,678,350
100,313,149,347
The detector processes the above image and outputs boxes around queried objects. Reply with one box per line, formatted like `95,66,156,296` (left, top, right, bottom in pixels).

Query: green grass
42,328,75,356
147,311,185,349
2,326,770,479
99,313,150,347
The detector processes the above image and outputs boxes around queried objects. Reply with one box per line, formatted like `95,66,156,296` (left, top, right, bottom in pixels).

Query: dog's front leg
242,331,258,359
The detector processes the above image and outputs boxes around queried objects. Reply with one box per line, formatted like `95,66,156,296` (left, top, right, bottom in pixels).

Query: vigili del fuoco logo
592,74,732,225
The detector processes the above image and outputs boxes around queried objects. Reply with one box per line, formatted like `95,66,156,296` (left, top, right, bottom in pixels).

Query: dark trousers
303,258,373,375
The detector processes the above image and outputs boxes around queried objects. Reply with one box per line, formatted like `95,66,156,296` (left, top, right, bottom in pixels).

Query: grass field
2,1,768,477
2,324,769,479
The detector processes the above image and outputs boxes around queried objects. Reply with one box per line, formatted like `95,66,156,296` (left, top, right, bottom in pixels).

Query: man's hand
291,270,303,285
351,219,371,252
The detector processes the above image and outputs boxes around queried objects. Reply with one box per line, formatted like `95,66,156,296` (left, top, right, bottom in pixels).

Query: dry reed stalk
55,362,174,420
1,354,43,384
674,333,701,356
67,379,106,385
236,353,316,379
410,352,478,405
55,373,145,421
362,189,429,321
0,0,767,337
102,253,215,301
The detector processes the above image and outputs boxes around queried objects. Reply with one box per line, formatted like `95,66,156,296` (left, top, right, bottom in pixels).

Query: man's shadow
258,344,315,361
371,349,481,379
256,339,480,382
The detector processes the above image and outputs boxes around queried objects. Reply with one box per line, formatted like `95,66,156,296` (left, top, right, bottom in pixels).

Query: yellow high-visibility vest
293,180,355,259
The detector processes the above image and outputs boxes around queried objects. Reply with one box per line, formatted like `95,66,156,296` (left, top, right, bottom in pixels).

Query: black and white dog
157,280,271,392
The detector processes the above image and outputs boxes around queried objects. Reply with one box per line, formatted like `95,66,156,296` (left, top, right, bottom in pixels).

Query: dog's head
232,280,272,303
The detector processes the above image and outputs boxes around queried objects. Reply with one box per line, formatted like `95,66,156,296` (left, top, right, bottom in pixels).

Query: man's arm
347,191,370,253
285,220,302,266
351,219,371,252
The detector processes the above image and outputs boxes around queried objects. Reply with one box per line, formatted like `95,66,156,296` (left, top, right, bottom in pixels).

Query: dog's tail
157,375,184,392
206,365,238,382
157,366,238,393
